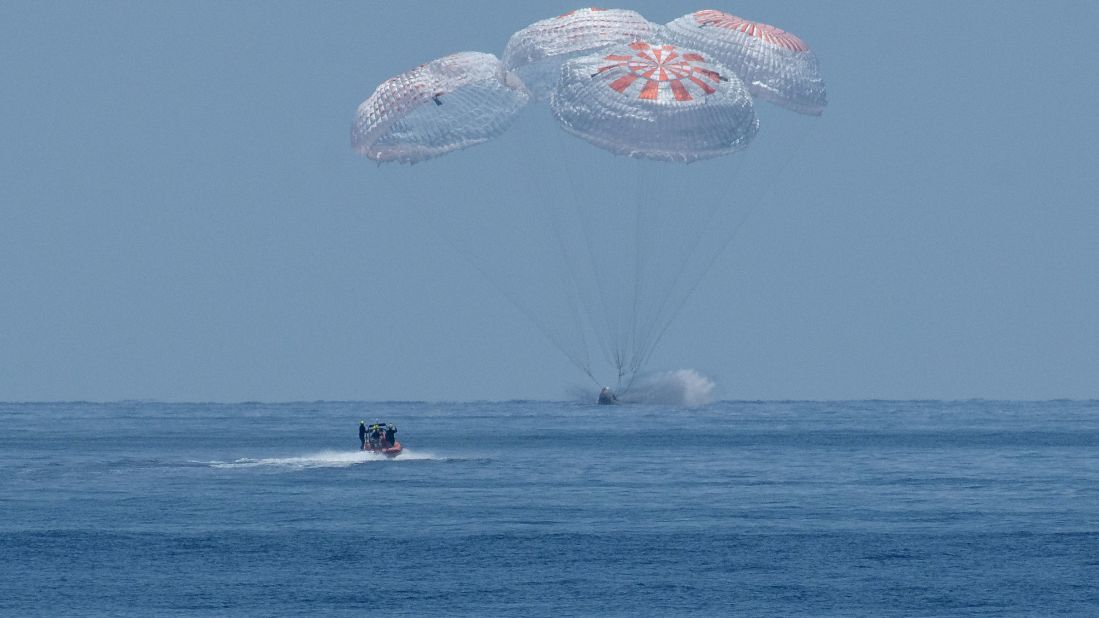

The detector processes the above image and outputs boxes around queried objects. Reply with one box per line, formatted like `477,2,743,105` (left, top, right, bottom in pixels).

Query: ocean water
1,400,1097,616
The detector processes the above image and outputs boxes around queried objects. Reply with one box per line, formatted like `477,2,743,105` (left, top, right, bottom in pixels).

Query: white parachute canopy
503,8,657,100
665,10,827,116
352,51,529,164
551,40,758,162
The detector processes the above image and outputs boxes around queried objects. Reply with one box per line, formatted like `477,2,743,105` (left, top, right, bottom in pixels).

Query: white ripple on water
205,449,438,469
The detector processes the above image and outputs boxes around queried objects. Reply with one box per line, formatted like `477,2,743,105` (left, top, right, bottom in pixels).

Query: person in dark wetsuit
359,421,367,450
384,424,397,448
368,423,383,449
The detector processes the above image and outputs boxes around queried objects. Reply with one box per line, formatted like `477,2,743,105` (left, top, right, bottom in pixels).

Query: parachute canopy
503,8,657,100
352,51,529,164
665,10,826,116
550,41,758,162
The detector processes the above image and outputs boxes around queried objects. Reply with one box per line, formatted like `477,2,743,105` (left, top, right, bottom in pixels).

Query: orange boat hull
366,441,402,458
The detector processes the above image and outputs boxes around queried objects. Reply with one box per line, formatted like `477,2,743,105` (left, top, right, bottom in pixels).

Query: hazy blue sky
2,1,1097,402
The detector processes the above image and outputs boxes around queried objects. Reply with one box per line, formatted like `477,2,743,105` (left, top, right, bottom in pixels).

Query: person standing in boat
384,424,397,448
358,420,367,450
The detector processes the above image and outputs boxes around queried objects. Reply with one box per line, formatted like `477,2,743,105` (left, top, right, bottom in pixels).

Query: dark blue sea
2,400,1097,616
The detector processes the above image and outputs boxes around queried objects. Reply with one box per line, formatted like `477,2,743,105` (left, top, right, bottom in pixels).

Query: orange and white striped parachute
665,10,826,116
550,40,758,162
503,8,657,100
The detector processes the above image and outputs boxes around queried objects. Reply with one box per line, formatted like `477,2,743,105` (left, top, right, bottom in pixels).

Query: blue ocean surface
1,400,1097,616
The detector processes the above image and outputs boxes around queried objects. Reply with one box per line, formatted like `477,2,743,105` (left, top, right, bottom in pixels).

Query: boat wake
206,449,438,470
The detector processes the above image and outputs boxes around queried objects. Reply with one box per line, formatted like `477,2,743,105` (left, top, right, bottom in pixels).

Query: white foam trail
207,449,437,470
622,369,716,407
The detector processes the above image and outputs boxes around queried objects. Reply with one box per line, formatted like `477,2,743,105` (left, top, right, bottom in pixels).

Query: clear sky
2,1,1097,402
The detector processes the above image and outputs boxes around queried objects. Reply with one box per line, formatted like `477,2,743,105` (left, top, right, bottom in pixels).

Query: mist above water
620,369,716,406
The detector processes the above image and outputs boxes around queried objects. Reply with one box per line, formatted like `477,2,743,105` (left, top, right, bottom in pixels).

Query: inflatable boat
367,441,402,458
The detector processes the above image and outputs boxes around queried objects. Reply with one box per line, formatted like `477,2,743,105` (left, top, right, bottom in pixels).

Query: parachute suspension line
624,160,651,392
616,145,654,391
544,126,607,376
628,154,751,381
512,118,626,387
511,121,595,378
379,160,599,387
503,151,609,386
640,121,823,369
629,117,820,383
553,134,620,378
452,237,599,388
628,159,646,389
618,155,745,393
